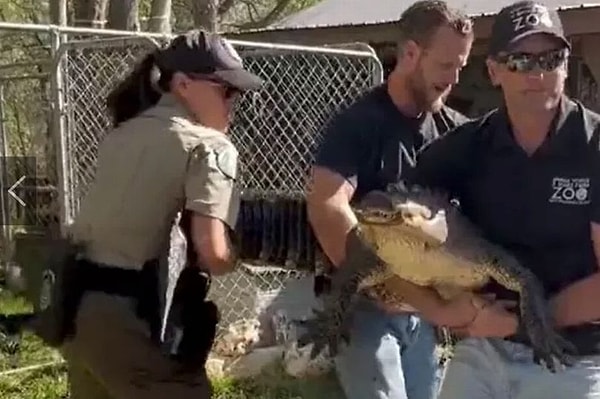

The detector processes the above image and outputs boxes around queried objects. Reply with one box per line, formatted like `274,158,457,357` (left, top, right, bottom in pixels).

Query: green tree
70,0,322,33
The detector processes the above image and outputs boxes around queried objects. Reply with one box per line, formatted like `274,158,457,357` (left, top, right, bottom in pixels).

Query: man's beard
408,68,445,113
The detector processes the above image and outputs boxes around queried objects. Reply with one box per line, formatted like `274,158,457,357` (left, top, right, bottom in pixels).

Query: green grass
211,367,343,399
0,289,68,399
0,288,343,398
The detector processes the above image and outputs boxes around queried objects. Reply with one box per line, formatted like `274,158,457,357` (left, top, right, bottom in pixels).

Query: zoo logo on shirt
549,177,590,205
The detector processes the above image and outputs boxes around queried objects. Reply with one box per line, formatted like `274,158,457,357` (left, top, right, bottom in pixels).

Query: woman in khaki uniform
61,29,263,398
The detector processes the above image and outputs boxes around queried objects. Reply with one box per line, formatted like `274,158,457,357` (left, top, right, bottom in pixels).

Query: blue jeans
438,338,600,399
334,299,441,399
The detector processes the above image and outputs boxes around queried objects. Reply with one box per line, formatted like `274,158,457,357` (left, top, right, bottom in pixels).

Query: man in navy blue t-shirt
306,1,478,398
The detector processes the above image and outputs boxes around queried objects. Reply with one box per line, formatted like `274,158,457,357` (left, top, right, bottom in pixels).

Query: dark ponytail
106,50,173,127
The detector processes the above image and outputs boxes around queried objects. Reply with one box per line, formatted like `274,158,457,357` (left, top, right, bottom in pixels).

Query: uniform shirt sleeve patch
215,146,238,181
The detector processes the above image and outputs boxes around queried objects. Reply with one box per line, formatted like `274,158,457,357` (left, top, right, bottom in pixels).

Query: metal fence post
50,29,70,234
0,84,10,273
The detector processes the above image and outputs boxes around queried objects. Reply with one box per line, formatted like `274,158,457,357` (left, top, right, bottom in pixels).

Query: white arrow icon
8,176,26,207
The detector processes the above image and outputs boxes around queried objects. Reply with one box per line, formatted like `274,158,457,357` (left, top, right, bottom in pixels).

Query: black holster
30,238,84,347
163,266,219,373
31,250,162,348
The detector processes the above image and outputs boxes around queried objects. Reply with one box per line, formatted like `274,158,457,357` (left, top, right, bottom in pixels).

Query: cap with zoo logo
488,0,571,55
155,29,264,91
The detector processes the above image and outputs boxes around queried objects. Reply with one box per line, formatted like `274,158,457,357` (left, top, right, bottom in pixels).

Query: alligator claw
530,330,577,372
525,317,578,372
518,282,578,373
295,307,344,359
293,229,372,359
294,290,358,359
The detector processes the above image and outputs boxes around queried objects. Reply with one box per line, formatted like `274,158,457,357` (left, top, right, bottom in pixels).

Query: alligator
296,182,576,373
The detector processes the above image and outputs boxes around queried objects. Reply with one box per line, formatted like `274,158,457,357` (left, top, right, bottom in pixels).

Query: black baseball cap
488,1,571,56
155,29,264,91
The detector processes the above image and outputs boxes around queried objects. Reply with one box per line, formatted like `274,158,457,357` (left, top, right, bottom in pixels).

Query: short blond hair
397,0,473,49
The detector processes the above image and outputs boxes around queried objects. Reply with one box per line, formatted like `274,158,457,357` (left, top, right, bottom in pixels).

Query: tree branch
231,0,294,30
240,0,260,23
192,0,219,31
218,0,236,16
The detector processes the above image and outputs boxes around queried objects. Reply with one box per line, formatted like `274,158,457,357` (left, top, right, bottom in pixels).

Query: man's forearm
551,272,600,327
307,199,357,267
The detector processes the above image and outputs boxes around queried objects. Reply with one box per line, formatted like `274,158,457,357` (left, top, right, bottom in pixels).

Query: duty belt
73,259,162,342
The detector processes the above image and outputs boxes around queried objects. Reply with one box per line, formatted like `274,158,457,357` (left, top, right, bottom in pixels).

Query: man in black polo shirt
408,1,600,397
306,1,478,398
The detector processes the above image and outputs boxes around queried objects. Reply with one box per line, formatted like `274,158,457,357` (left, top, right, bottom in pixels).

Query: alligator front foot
529,328,577,372
295,225,387,359
483,247,578,373
295,305,352,359
519,286,578,372
295,275,361,359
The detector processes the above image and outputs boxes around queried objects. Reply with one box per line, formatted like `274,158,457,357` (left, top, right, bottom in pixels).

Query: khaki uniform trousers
60,291,212,399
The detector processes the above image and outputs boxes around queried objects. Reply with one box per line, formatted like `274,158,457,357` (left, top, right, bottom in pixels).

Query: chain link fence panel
54,36,383,337
0,78,57,229
57,37,161,218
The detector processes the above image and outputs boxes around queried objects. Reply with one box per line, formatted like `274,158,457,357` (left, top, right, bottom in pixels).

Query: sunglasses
186,73,241,99
495,48,568,73
214,82,241,100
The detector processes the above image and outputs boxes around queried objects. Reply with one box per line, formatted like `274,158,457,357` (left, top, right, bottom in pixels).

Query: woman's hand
431,292,486,328
430,292,519,338
450,297,519,339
